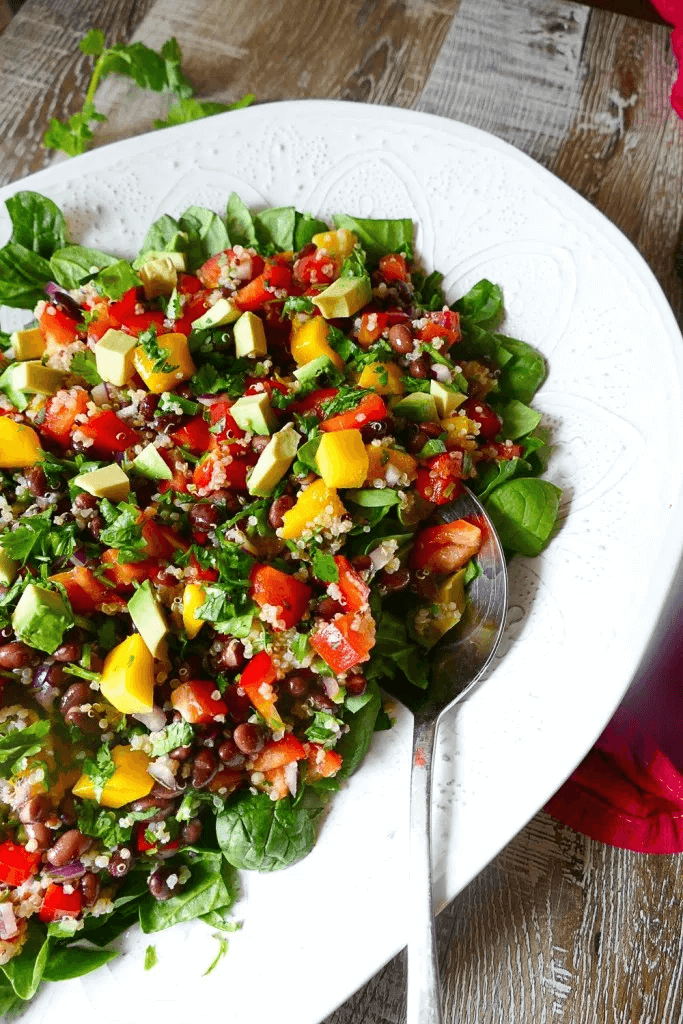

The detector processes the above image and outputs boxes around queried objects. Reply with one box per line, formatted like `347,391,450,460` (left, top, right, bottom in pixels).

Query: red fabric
649,0,683,117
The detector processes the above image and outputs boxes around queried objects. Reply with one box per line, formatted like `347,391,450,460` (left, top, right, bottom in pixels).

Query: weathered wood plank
0,1,11,36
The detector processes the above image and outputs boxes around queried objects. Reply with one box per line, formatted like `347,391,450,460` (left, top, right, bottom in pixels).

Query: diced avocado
128,581,168,658
411,569,467,649
95,329,138,387
230,393,277,435
233,311,267,357
192,298,240,331
248,422,300,497
10,327,45,361
73,464,130,502
6,361,66,396
313,276,372,319
392,392,439,423
12,583,73,654
133,250,186,272
138,256,179,299
0,548,17,586
430,381,466,419
132,444,173,481
293,354,334,383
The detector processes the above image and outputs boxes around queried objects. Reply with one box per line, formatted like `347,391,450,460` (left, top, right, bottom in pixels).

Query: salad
0,190,560,1011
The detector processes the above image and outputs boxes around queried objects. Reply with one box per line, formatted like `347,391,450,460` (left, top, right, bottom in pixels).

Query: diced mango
133,333,196,394
73,745,153,809
182,583,207,639
290,317,344,371
0,418,43,468
442,414,480,449
358,361,405,396
310,229,358,260
279,478,347,540
317,430,369,488
99,634,155,714
365,443,418,484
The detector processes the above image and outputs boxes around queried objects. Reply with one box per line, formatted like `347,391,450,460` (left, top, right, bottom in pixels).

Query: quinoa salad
0,190,560,1011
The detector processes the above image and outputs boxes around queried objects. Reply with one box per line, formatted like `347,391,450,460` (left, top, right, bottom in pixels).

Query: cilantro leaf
149,721,194,757
81,744,116,801
154,93,254,130
70,350,102,385
0,720,51,779
98,503,147,562
311,549,338,583
138,324,178,375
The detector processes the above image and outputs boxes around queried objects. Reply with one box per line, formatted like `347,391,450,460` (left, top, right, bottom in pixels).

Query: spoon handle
407,714,443,1024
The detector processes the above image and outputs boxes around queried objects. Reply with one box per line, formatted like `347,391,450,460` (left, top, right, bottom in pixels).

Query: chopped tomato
101,550,160,591
409,519,482,574
321,393,387,432
0,841,41,887
293,248,340,287
416,451,465,505
234,261,293,311
85,301,119,342
198,249,265,289
463,398,501,440
290,387,338,417
309,611,376,673
248,734,307,773
479,440,523,462
193,450,253,492
304,743,343,781
416,310,461,348
171,680,227,724
185,553,219,584
378,253,409,283
207,398,246,443
78,411,141,455
249,565,312,630
50,566,126,612
177,273,203,295
119,310,168,336
141,519,188,558
239,652,284,731
170,414,212,454
39,304,81,347
134,823,179,854
42,388,89,446
333,555,370,612
358,311,389,347
39,884,82,923
109,286,140,322
157,453,192,495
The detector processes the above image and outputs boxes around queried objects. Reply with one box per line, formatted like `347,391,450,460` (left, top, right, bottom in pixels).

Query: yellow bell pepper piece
290,317,344,371
182,583,207,639
365,443,418,484
442,414,480,448
0,418,43,468
73,745,154,809
310,229,358,260
279,478,347,540
357,361,405,396
133,332,196,394
317,430,369,488
99,633,155,714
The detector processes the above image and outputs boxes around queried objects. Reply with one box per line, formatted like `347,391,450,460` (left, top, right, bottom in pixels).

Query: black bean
169,744,192,762
309,687,337,712
108,849,132,879
47,829,90,867
130,796,175,822
268,495,295,530
405,427,429,455
218,638,245,672
0,642,34,669
25,465,46,497
351,555,372,572
377,566,411,595
52,642,82,663
285,674,309,699
19,793,51,824
388,324,414,354
224,684,252,724
148,869,173,901
413,571,440,601
217,738,240,764
191,749,218,788
33,663,64,690
73,492,97,511
25,823,51,850
180,819,202,846
87,515,104,541
409,356,430,379
155,414,181,433
360,419,389,443
232,723,264,756
0,624,13,642
345,673,367,697
139,394,160,421
316,597,344,619
80,872,100,908
189,503,219,532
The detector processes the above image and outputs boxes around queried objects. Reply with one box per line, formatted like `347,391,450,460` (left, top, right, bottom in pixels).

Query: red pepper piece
0,841,41,887
78,410,141,455
39,884,83,923
333,555,370,612
309,611,376,673
320,393,388,433
234,261,293,311
171,680,228,724
170,414,212,454
409,519,482,574
250,564,312,631
239,652,284,731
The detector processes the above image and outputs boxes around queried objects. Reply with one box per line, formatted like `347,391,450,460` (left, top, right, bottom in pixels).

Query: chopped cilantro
144,945,158,971
282,294,315,317
98,501,148,562
81,744,116,801
138,324,178,374
319,385,373,419
311,548,339,583
70,350,102,384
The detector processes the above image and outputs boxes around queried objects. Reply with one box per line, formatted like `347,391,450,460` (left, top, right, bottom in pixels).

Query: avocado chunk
192,298,240,331
430,381,466,419
12,583,73,654
128,580,168,658
293,354,334,384
5,361,66,396
392,392,439,423
248,422,300,497
230,393,277,435
132,444,173,481
411,569,467,649
133,250,186,272
313,276,372,319
138,256,178,299
73,464,130,502
11,327,45,361
233,311,267,357
0,548,17,586
95,329,138,387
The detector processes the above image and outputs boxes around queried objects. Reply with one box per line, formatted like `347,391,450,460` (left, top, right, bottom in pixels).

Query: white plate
2,101,683,1024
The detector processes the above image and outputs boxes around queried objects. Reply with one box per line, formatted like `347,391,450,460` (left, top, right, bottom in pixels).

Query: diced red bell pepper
207,398,246,443
358,311,389,347
248,734,307,772
480,440,523,462
244,378,288,400
50,566,126,612
416,310,461,348
234,262,293,311
198,250,265,289
171,680,228,724
193,450,252,492
157,454,192,495
239,651,284,731
78,410,141,455
141,518,188,558
293,248,340,287
101,549,160,591
118,310,169,337
86,301,119,342
185,553,219,584
409,519,482,574
320,393,388,432
259,766,290,800
109,286,140,322
177,273,203,295
309,611,376,673
208,768,245,796
39,304,81,347
0,841,41,887
416,451,465,506
304,743,343,781
462,398,501,440
378,253,409,283
170,414,212,454
249,564,312,631
39,884,82,923
134,822,180,854
173,290,212,335
333,556,370,612
290,387,339,417
42,388,89,446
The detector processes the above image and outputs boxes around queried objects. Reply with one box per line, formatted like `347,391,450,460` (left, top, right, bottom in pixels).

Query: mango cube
310,229,358,260
73,745,154,809
182,583,207,639
99,633,155,714
358,361,405,396
279,478,347,540
133,333,196,394
317,430,369,488
290,317,344,371
0,418,43,468
365,443,418,484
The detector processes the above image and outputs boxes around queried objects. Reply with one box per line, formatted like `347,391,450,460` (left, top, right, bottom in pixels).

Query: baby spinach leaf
332,215,413,264
226,193,257,248
374,611,430,688
5,192,66,259
496,334,546,404
94,260,141,299
294,211,328,250
1,922,50,1000
336,678,382,778
412,269,445,311
452,279,504,330
138,851,236,932
497,398,542,440
144,945,158,970
216,791,327,871
50,245,119,289
485,478,562,557
178,206,230,270
42,945,118,982
0,972,21,1016
253,207,297,253
0,242,52,309
138,213,186,259
473,456,528,503
346,488,401,508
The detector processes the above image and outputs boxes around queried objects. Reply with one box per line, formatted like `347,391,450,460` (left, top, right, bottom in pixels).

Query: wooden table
2,1,683,1020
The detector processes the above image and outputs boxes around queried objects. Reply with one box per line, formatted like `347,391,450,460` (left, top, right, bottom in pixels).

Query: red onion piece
133,707,166,733
44,860,86,882
0,902,17,940
44,282,84,323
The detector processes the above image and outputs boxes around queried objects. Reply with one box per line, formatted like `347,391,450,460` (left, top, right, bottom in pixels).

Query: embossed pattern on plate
2,101,683,1024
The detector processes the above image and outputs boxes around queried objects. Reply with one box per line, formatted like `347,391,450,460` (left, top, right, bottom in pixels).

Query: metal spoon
382,487,509,1024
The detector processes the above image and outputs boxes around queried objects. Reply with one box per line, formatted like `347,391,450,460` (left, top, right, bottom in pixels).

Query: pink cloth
650,0,683,116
